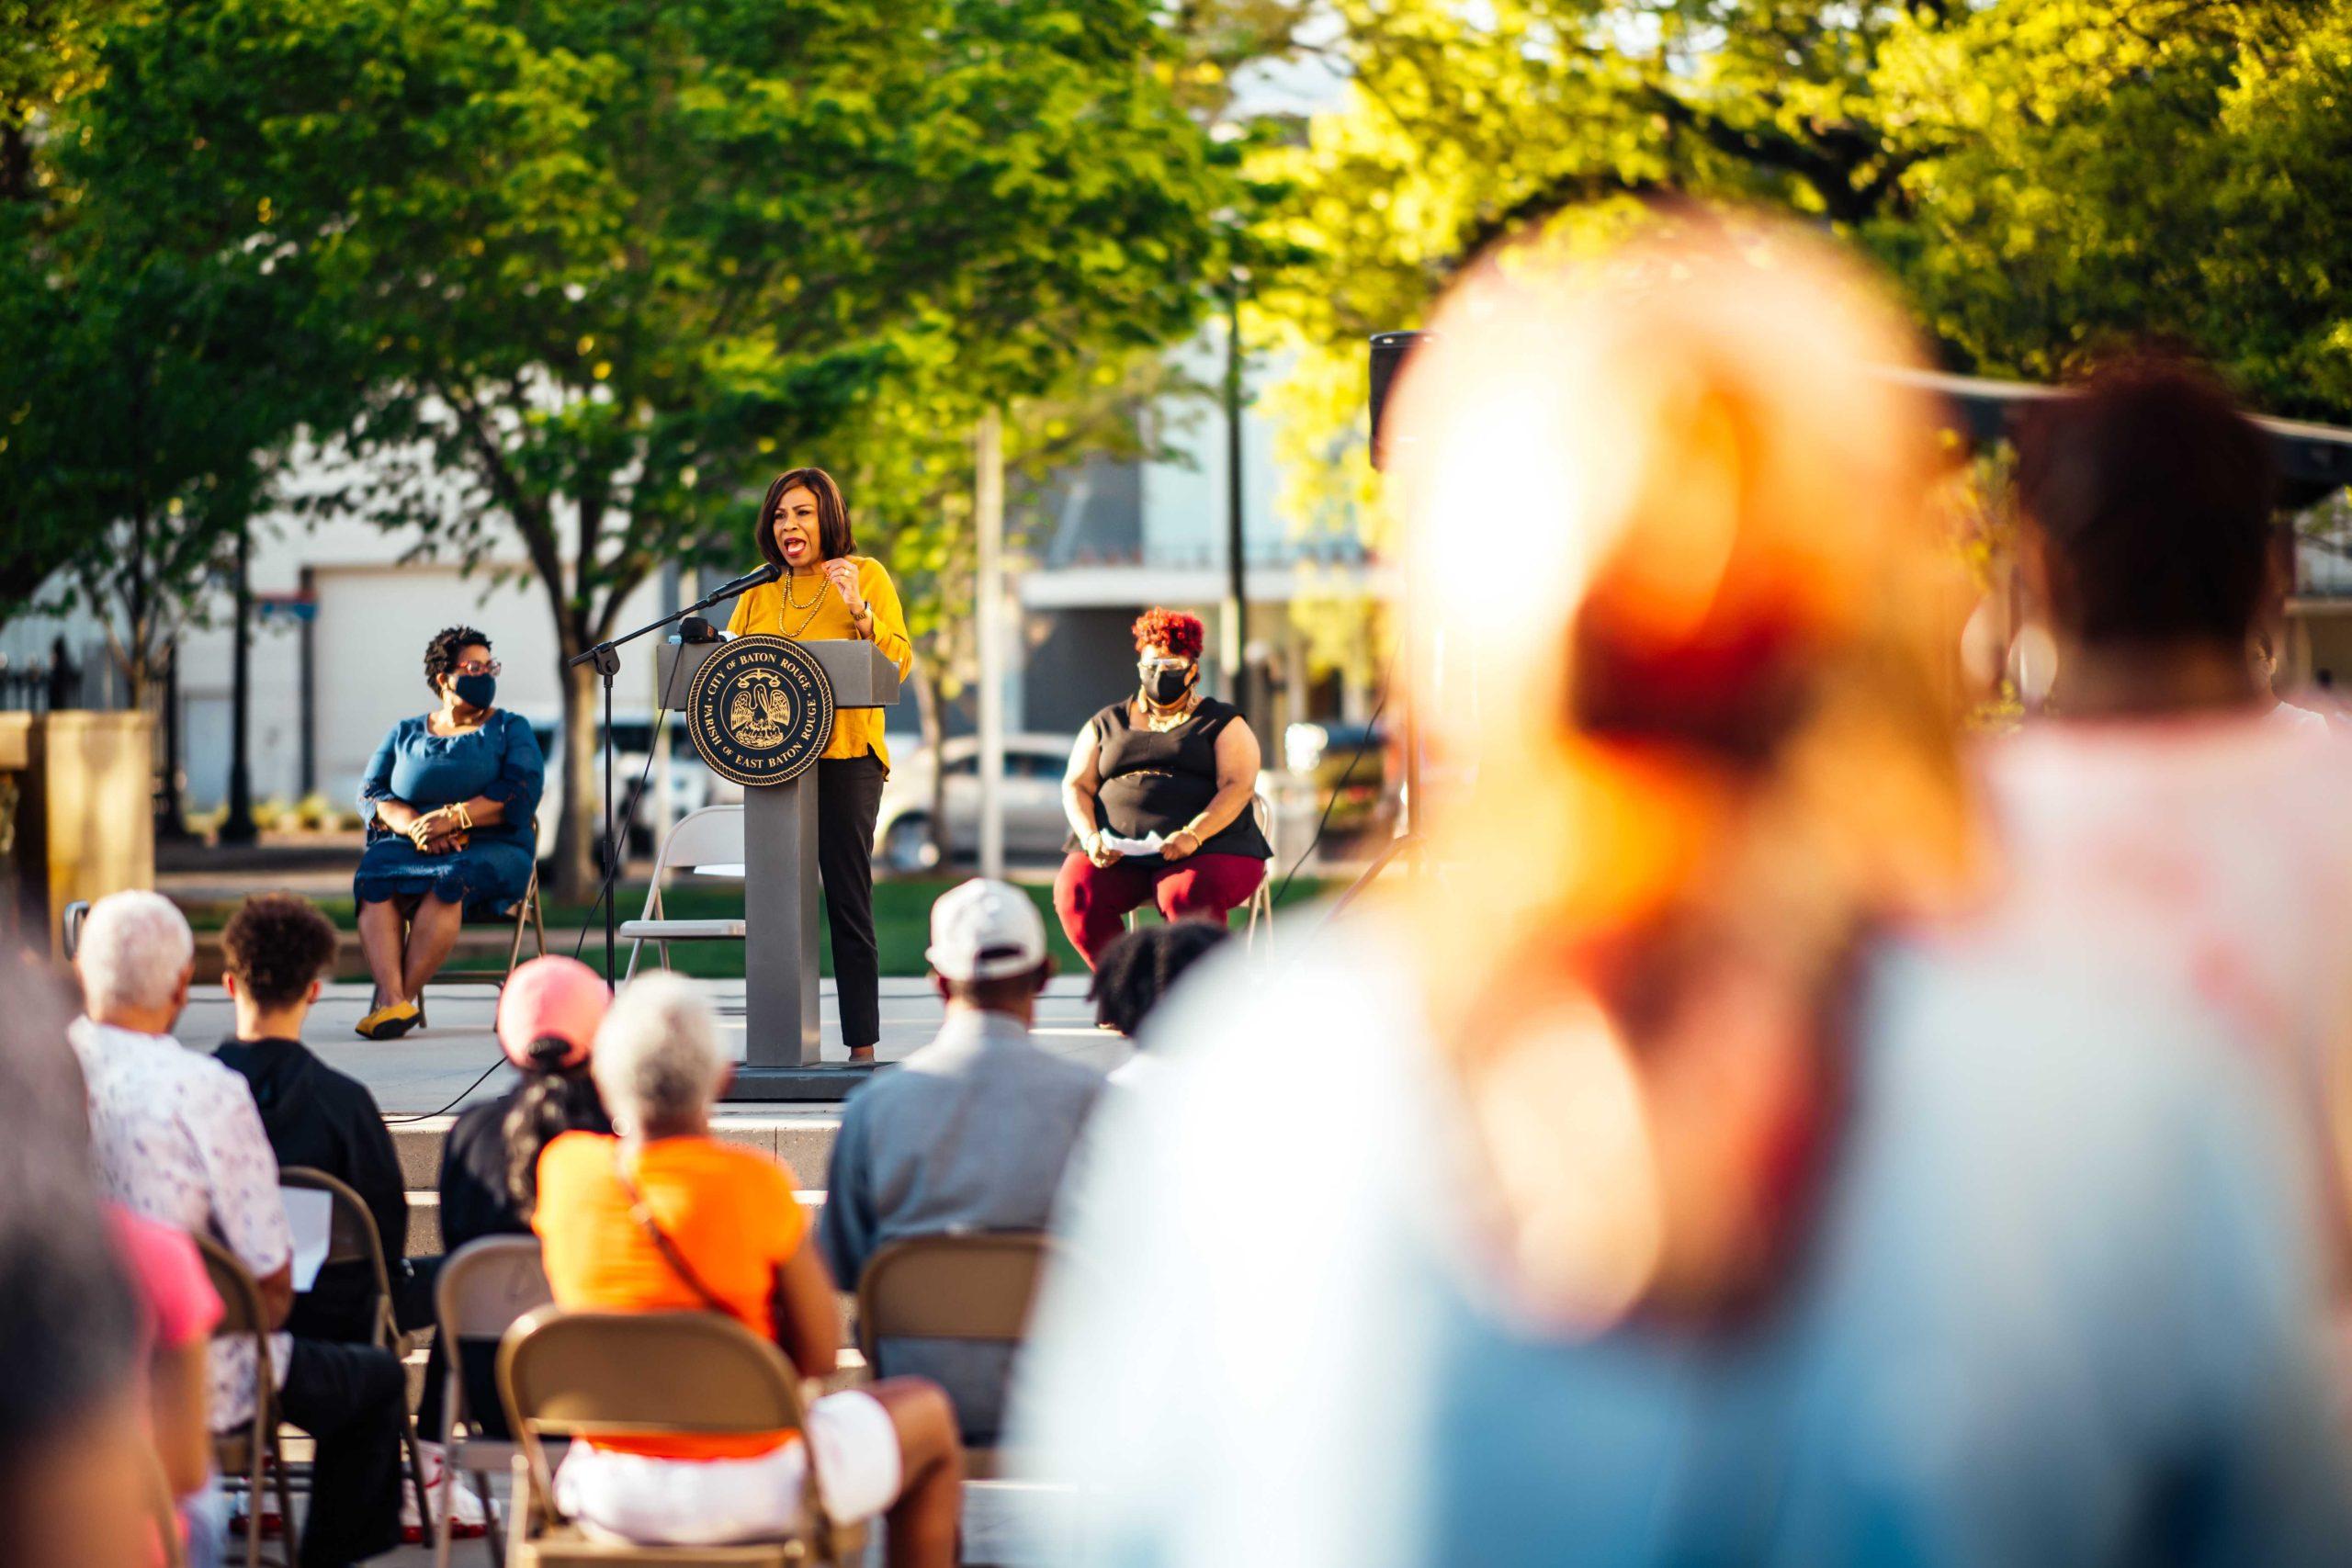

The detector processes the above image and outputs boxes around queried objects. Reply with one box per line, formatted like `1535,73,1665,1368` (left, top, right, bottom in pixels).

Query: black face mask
453,673,497,709
1140,663,1193,706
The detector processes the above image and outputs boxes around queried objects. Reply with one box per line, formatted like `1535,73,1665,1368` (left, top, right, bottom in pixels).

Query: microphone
698,562,781,604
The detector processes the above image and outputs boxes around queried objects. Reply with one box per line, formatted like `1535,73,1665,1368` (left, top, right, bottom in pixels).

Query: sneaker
401,1448,490,1543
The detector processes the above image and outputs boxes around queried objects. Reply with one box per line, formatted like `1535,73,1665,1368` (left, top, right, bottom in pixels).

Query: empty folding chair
618,805,747,979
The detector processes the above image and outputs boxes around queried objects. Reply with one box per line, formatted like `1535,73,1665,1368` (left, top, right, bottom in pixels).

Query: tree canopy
1251,0,2352,581
68,0,1239,889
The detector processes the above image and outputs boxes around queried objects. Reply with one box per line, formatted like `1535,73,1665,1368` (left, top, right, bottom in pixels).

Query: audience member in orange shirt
534,974,962,1565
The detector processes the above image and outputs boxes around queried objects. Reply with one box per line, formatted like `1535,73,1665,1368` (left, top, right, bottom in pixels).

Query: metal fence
0,652,120,713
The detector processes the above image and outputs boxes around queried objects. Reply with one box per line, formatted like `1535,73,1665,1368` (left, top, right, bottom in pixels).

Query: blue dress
353,709,544,912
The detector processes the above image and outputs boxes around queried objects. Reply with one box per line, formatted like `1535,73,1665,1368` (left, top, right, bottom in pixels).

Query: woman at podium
726,467,914,1061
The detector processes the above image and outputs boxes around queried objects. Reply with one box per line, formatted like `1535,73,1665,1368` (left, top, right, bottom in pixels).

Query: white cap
926,878,1049,982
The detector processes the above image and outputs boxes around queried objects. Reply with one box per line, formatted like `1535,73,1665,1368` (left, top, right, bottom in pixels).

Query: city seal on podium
684,634,836,788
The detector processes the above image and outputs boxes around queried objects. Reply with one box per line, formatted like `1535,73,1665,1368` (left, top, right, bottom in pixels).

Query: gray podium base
722,1062,881,1102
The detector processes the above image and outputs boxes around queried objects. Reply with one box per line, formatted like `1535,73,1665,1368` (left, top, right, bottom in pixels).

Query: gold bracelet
454,802,474,831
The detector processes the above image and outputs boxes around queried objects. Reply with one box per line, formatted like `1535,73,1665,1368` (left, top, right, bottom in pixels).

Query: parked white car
873,733,1075,872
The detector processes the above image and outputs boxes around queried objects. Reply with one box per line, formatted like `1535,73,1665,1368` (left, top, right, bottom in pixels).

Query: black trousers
277,1337,406,1568
817,754,887,1050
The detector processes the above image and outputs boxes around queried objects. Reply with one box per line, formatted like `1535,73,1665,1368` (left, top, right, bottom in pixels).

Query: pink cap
496,956,611,1071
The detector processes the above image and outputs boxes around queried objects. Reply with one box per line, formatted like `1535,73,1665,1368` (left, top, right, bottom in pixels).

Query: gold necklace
777,570,830,639
1136,693,1200,732
782,569,825,610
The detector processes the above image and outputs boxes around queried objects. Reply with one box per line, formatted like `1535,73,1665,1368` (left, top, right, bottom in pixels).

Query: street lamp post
220,519,257,844
1221,270,1250,719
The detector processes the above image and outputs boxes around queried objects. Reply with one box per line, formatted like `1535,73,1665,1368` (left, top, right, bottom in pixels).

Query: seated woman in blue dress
352,626,545,1040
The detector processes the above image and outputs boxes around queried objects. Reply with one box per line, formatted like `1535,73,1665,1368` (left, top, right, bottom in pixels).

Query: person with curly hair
351,626,545,1039
214,894,406,1343
1053,607,1269,968
1088,920,1230,1076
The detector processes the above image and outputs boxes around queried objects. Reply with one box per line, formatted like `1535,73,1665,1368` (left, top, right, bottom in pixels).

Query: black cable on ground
384,711,669,1124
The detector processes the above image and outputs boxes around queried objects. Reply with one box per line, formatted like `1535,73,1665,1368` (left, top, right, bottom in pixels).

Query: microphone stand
564,570,775,985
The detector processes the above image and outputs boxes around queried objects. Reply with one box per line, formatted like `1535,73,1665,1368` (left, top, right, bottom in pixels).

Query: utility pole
220,519,257,843
976,407,1007,880
1221,272,1250,718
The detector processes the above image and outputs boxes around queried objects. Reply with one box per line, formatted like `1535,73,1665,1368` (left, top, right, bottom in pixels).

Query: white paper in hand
1099,831,1166,857
282,1185,334,1292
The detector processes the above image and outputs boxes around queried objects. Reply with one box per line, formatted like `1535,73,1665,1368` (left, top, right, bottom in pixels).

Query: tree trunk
913,659,950,868
549,656,603,901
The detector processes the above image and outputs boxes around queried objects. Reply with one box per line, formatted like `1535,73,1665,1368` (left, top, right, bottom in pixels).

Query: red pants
1053,851,1268,970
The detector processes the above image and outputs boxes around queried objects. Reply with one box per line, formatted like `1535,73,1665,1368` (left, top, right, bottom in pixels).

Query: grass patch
177,874,1340,980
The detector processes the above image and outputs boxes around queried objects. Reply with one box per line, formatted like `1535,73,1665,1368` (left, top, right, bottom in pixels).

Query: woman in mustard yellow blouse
727,468,916,1060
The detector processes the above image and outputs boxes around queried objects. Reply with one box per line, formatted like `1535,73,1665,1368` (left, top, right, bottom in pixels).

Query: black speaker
1368,330,1430,472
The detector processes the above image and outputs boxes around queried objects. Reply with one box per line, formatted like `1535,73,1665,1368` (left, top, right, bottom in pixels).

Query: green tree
1870,1,2352,418
1255,0,2352,646
0,0,346,795
113,0,1237,895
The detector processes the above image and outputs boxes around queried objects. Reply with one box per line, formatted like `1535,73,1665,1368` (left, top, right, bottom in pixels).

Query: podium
656,637,901,1100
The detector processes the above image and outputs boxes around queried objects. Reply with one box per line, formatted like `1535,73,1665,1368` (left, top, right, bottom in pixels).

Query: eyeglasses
1138,658,1193,675
454,659,503,677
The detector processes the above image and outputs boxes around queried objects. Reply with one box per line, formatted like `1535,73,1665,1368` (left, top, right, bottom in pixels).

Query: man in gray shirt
820,879,1105,1443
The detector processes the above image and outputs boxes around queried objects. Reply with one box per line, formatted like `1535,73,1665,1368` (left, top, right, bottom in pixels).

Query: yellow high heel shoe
356,999,422,1041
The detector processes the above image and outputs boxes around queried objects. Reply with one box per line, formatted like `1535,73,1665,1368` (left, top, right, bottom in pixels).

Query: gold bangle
454,802,474,831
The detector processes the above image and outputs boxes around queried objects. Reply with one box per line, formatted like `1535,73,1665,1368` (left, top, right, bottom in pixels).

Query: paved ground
177,977,1126,1114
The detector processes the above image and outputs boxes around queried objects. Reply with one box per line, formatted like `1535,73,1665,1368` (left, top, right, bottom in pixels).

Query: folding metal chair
855,1231,1054,1480
197,1233,300,1568
618,805,747,979
277,1168,435,1534
434,1236,552,1568
426,822,550,993
497,1307,865,1566
1244,790,1276,951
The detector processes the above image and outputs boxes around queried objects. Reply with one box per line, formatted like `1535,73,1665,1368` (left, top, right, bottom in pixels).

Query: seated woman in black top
419,954,611,1450
1054,607,1271,969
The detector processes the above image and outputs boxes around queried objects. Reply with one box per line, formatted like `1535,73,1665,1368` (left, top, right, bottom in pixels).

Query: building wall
6,510,676,815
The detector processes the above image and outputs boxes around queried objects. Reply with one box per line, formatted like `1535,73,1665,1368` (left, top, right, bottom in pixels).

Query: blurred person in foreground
1983,359,2352,1279
1012,216,2350,1566
73,891,408,1567
532,974,963,1562
819,880,1102,1445
1088,920,1228,1083
0,960,157,1566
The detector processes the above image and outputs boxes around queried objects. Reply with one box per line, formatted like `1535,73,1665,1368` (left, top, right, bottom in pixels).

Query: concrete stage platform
176,976,1126,1118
